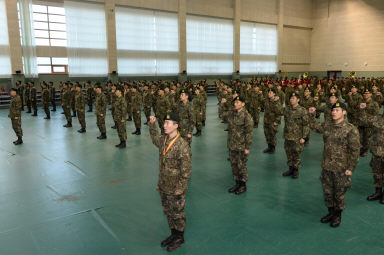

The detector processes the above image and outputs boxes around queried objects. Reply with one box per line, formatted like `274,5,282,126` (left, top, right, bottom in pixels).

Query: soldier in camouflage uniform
192,89,204,137
281,92,310,179
249,86,264,128
199,85,207,126
95,84,107,139
126,85,133,121
262,89,283,154
110,84,118,129
30,82,37,116
221,96,254,195
155,89,170,134
86,81,94,112
16,81,24,111
148,113,191,252
131,86,143,135
360,102,384,204
114,88,127,148
345,85,362,126
142,84,152,125
300,88,315,145
41,82,51,119
62,83,72,128
75,84,86,133
25,83,31,113
8,88,23,145
176,90,195,145
309,102,360,227
316,93,339,123
49,81,56,111
70,83,76,117
358,89,380,157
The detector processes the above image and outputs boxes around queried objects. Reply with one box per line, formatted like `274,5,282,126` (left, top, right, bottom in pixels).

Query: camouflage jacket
193,94,204,113
360,111,384,157
283,105,310,141
309,117,360,173
155,95,170,116
222,108,254,151
143,90,152,107
42,88,50,104
131,92,143,112
75,91,85,111
114,96,127,121
62,89,72,107
249,91,264,109
317,103,333,123
262,98,283,125
49,86,56,99
300,96,315,109
86,88,94,101
359,99,380,127
345,93,363,114
8,95,22,119
95,93,106,116
71,90,76,106
149,122,191,195
176,101,195,137
30,87,36,101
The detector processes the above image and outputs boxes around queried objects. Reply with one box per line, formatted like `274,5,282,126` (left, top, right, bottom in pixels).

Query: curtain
0,0,11,77
186,15,233,74
116,7,179,75
240,21,278,74
65,0,108,77
18,0,38,77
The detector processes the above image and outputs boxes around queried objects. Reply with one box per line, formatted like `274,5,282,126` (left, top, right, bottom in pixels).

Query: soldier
25,82,31,113
360,102,384,204
70,83,76,117
281,92,310,179
8,88,23,145
75,84,86,133
30,82,37,116
199,85,207,126
345,85,362,126
62,83,72,128
16,81,24,111
114,88,127,148
249,86,264,128
131,86,143,135
262,89,283,154
176,90,195,145
86,81,94,112
41,82,51,119
95,84,107,139
192,88,204,137
110,84,117,129
148,113,191,252
316,93,339,123
126,84,133,121
220,96,254,195
155,89,170,134
300,88,315,145
49,81,56,111
142,84,152,125
358,89,380,157
309,102,360,227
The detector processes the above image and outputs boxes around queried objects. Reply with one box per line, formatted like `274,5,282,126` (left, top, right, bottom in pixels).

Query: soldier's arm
301,109,310,139
176,144,192,194
188,108,195,134
308,113,325,133
273,101,283,123
149,121,162,148
244,114,254,150
346,127,361,173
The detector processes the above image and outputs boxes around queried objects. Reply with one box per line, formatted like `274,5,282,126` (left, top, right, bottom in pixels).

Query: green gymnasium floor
0,96,383,255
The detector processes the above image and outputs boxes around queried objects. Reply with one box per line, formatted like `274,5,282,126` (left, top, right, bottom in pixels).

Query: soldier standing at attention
110,84,117,129
131,86,143,135
30,82,38,116
49,81,56,111
25,82,31,113
148,113,191,252
360,102,384,204
177,90,195,146
75,84,86,133
95,84,107,140
220,96,254,195
192,88,204,137
86,81,94,112
281,92,309,179
16,81,24,111
309,102,360,228
142,84,152,125
70,83,76,117
41,82,51,120
8,88,23,145
62,83,72,128
114,88,127,148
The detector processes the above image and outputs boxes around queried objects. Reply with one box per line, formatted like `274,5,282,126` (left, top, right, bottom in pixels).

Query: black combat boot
292,168,299,179
367,188,382,201
97,133,107,140
77,128,86,133
360,149,368,157
116,141,126,148
111,125,117,129
63,122,72,128
320,207,335,223
72,111,76,117
228,181,240,193
32,110,37,116
193,130,201,136
263,144,274,154
127,116,132,121
380,192,384,204
235,181,247,195
13,136,23,145
254,122,258,128
202,120,206,126
166,230,184,252
136,128,141,135
87,105,92,112
282,166,294,177
161,229,177,247
330,210,342,228
27,108,31,113
44,116,50,119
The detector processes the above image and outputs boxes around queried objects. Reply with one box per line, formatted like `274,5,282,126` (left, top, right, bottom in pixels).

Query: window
32,4,67,47
37,57,68,74
240,21,277,74
0,0,11,77
116,7,179,75
187,15,233,74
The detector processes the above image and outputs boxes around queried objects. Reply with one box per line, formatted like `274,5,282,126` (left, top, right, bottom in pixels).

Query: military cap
233,96,245,103
331,102,346,110
180,89,189,96
289,92,299,99
76,84,82,88
10,88,18,92
329,92,338,98
363,89,371,94
268,88,276,94
164,112,179,123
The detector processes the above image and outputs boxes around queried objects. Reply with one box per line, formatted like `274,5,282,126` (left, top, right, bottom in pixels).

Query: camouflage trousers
370,155,384,188
264,123,278,146
127,103,132,118
229,150,249,182
284,140,304,169
31,100,37,112
63,106,72,123
116,120,127,142
43,104,50,118
218,104,223,119
77,110,86,129
195,112,203,131
11,118,23,137
132,110,141,129
320,169,351,211
249,107,260,124
96,115,106,133
160,193,186,232
144,106,151,120
358,126,372,152
26,99,31,111
202,107,206,122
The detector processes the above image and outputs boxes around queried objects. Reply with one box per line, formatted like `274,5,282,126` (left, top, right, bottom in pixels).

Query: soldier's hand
348,92,352,96
273,122,278,126
259,91,263,94
345,170,352,176
14,117,18,120
100,114,104,117
121,119,125,123
300,138,305,144
244,149,249,155
149,116,156,124
309,107,316,114
274,96,280,102
360,103,366,109
81,109,84,112
221,98,227,104
187,134,192,138
174,190,183,196
314,96,319,101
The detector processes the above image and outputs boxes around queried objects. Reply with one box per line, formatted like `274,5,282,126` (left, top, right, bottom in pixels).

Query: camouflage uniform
149,122,191,232
309,116,360,211
95,92,107,134
345,92,363,126
262,98,283,147
131,91,143,129
192,93,204,134
176,101,195,145
114,96,127,142
75,90,86,129
222,108,254,183
358,99,380,154
8,94,23,137
249,90,263,126
25,86,31,112
317,103,334,123
86,86,94,111
41,87,50,118
155,95,170,133
49,84,56,111
71,89,76,116
143,90,153,121
30,86,37,115
62,89,72,124
110,92,117,127
126,90,133,119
